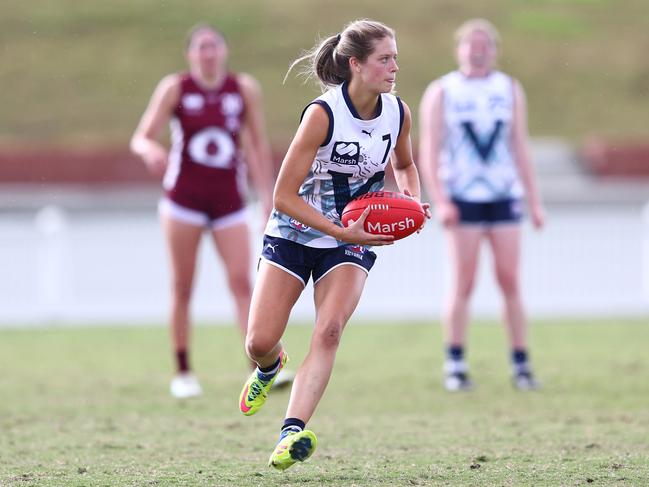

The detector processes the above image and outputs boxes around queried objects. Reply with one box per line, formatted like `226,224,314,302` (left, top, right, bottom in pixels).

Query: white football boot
170,372,203,398
512,368,541,391
443,359,474,392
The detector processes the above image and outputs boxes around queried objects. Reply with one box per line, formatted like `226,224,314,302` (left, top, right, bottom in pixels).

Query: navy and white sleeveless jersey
264,81,404,248
439,70,523,202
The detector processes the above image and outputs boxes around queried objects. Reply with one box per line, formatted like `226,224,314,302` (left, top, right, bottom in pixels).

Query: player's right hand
142,145,168,178
530,202,546,230
341,207,395,246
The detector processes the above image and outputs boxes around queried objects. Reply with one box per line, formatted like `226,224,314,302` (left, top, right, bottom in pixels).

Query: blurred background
1,0,648,325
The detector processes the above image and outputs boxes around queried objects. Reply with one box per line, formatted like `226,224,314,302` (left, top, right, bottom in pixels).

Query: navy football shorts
452,198,523,225
259,235,377,287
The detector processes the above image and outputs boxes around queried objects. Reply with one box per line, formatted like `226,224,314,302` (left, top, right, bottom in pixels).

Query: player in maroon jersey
130,24,293,398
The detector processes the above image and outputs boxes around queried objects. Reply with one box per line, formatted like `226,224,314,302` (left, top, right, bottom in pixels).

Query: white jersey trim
164,117,183,191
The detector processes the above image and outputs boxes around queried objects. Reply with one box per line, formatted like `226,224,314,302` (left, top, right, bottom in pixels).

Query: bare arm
274,104,393,246
391,101,421,199
238,73,274,219
129,74,180,178
418,81,458,226
511,79,545,229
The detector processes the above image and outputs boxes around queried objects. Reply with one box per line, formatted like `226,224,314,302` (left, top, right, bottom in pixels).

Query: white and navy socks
256,356,281,382
511,349,530,376
280,417,305,441
444,345,468,375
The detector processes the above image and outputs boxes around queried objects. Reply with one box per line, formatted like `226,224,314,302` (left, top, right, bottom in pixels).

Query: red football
341,191,425,241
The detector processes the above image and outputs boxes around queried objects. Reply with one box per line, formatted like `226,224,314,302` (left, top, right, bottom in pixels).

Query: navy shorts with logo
452,198,523,225
259,235,377,287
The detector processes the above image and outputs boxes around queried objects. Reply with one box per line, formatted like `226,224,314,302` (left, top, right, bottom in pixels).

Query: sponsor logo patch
221,93,243,117
330,141,360,165
367,217,416,234
489,95,508,110
182,93,204,112
344,244,365,259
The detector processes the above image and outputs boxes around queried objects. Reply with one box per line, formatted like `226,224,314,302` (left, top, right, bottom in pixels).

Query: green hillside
2,0,648,147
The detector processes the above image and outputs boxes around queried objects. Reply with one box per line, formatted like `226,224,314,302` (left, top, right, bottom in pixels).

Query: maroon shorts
163,164,246,228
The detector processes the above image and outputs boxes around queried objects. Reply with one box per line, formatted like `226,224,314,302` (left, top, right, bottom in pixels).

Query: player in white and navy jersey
419,19,545,392
264,79,403,250
130,25,295,399
237,20,430,471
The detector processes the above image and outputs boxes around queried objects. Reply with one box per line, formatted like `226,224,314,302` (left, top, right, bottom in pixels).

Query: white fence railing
1,202,648,325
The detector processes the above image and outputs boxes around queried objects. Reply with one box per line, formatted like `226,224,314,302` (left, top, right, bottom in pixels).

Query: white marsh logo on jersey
331,142,360,165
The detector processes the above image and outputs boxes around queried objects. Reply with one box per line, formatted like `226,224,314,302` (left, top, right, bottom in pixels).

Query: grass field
3,0,649,145
1,319,648,486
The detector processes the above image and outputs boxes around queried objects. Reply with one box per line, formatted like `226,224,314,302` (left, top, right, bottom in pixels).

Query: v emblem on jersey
328,170,386,216
461,120,503,163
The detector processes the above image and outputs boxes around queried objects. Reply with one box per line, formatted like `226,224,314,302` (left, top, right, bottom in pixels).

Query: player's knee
453,278,475,300
461,282,475,299
245,334,273,361
227,272,251,298
314,319,344,350
172,282,193,305
496,271,519,296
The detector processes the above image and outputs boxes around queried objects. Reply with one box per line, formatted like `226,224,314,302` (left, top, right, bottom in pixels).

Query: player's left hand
403,188,431,233
530,201,545,230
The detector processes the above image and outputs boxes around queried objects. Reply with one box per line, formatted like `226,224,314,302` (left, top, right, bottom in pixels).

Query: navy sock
512,349,528,364
257,357,281,382
512,349,529,374
260,357,281,373
447,345,464,361
280,417,305,440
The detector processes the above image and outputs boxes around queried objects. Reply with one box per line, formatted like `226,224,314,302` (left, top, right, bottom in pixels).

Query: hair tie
335,33,341,45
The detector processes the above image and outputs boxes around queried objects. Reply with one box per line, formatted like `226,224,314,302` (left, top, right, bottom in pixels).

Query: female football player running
238,19,429,470
418,19,545,392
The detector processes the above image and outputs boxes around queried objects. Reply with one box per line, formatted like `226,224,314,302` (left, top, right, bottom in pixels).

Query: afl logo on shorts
188,127,235,168
182,93,205,112
289,218,310,232
331,141,360,165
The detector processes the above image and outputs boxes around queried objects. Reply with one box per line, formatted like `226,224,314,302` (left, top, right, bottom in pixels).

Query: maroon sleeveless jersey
164,72,246,220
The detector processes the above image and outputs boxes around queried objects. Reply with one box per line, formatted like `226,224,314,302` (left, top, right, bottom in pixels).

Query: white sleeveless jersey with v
439,70,524,202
